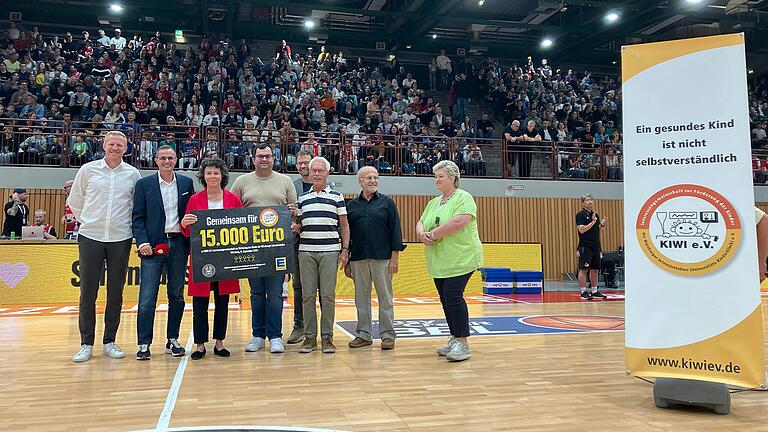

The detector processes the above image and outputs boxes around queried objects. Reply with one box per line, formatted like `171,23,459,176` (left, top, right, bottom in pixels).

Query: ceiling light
685,0,703,4
541,38,553,48
432,34,437,39
605,11,619,23
406,44,412,49
748,69,754,74
304,19,315,29
478,0,485,6
110,3,123,12
612,60,617,65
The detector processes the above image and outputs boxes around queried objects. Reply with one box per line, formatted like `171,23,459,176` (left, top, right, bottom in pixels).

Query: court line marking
156,328,195,432
481,294,533,304
136,426,349,432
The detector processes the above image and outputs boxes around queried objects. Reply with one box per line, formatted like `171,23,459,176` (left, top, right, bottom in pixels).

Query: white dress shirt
159,173,180,233
67,159,141,242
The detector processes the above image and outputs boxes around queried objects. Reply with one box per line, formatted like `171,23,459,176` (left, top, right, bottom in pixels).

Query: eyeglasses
254,154,273,160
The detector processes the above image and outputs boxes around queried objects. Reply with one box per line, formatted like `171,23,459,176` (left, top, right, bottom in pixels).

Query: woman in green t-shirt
416,160,483,362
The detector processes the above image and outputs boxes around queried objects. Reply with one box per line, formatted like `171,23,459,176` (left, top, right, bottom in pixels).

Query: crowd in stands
437,55,625,179
750,76,768,183
0,21,629,180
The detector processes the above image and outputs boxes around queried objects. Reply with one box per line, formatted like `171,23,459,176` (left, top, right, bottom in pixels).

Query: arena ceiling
4,0,768,66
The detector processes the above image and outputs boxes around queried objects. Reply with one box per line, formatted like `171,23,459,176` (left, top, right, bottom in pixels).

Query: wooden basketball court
3,292,768,432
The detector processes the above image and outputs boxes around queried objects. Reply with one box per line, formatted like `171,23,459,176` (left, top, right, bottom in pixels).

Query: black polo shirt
347,191,405,261
576,208,600,250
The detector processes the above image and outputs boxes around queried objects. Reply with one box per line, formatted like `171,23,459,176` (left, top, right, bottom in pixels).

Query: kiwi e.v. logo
636,184,741,276
0,263,30,288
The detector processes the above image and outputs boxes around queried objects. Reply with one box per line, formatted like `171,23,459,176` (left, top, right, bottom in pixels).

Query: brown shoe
298,338,317,353
381,338,395,350
348,337,373,348
321,337,337,353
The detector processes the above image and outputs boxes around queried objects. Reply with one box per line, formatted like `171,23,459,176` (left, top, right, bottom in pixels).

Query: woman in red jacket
181,157,242,360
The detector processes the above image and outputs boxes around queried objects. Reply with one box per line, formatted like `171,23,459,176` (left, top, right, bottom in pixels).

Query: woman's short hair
433,160,461,188
196,157,229,188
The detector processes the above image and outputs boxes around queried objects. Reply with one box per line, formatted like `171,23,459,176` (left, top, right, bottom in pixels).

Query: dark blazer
132,172,195,249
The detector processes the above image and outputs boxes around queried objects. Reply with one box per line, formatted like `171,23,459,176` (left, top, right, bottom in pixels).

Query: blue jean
137,236,188,345
456,98,468,121
248,275,285,339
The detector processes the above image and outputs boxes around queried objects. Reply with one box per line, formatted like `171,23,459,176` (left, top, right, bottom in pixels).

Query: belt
166,232,183,238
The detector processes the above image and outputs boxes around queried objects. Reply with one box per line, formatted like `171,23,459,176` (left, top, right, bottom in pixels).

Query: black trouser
192,282,229,344
77,235,133,346
434,271,474,338
517,152,532,177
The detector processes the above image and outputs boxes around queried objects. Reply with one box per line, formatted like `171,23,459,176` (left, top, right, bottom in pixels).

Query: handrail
0,121,638,184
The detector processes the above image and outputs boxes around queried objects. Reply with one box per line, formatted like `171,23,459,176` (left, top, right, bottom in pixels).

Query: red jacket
182,189,243,297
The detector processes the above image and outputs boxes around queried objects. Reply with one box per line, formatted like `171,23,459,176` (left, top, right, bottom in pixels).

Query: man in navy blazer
132,145,195,360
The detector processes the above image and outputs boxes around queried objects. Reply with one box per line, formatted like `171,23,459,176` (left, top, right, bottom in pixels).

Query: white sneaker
436,337,457,356
72,344,93,363
270,338,285,353
282,282,289,298
245,336,265,352
103,342,126,359
446,341,471,362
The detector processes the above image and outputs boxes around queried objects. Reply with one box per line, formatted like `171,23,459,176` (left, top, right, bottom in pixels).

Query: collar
97,158,124,171
311,185,332,194
358,190,379,201
158,172,177,186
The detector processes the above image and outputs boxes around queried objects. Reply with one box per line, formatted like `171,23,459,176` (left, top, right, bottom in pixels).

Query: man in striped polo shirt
294,156,350,354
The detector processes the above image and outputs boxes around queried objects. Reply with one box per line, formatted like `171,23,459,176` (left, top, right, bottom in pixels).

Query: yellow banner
622,34,765,388
0,242,541,305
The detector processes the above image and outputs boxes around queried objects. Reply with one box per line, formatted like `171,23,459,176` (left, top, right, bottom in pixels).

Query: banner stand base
653,377,730,415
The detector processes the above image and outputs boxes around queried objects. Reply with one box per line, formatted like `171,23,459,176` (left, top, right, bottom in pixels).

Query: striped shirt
297,186,346,252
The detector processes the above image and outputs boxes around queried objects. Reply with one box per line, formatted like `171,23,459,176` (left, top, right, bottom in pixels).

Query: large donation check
190,206,295,282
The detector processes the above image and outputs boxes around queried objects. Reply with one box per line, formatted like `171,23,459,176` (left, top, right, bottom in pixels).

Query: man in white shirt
132,145,195,361
436,49,452,90
110,28,127,51
68,131,141,363
402,73,416,90
433,106,445,127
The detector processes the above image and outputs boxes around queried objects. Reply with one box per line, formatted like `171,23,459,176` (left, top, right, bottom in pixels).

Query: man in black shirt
520,120,542,178
2,188,30,239
476,113,495,141
503,120,523,178
575,193,607,300
345,166,405,350
439,116,457,138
